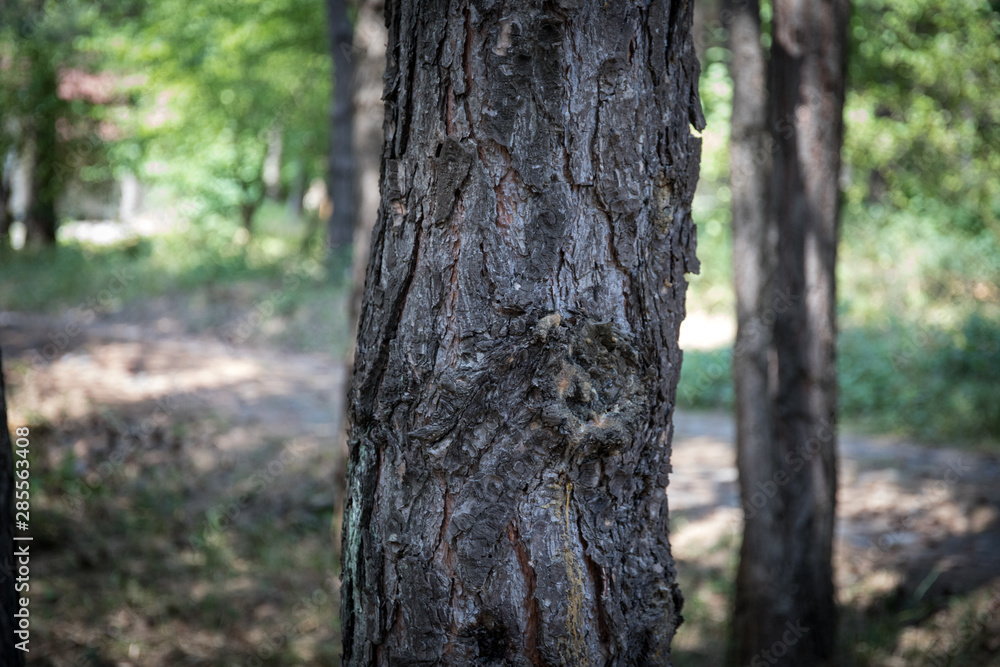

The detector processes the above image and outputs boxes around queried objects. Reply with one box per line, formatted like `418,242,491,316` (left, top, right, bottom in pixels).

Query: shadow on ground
3,314,1000,665
669,412,1000,667
3,317,346,666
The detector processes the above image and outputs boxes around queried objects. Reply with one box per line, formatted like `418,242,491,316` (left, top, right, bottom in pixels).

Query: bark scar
508,520,544,666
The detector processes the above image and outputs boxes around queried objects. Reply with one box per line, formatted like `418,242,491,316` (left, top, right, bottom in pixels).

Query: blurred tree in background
324,0,356,255
683,0,1000,444
0,0,109,246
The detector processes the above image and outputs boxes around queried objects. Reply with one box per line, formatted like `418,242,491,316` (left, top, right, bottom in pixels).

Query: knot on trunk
531,315,647,460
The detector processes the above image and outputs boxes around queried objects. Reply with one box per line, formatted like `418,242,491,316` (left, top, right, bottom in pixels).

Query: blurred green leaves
845,0,1000,240
89,0,331,230
0,0,332,236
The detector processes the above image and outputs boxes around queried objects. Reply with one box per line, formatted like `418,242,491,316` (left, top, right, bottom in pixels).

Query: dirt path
2,312,999,665
670,411,1000,596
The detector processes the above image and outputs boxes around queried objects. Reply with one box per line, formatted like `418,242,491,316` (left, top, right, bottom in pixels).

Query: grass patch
0,204,355,356
677,312,1000,446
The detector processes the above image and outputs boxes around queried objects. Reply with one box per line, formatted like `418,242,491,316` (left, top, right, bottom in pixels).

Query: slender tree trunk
1,348,26,666
348,0,386,322
727,0,779,662
237,156,267,237
730,1,848,664
326,0,358,252
23,54,60,247
769,2,847,657
24,123,58,246
341,2,704,664
287,159,306,219
263,126,284,200
0,170,11,247
333,0,386,568
341,0,386,396
240,201,257,235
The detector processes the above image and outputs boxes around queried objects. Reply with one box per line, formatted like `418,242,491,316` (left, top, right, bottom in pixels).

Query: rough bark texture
341,1,704,665
730,0,848,664
328,0,359,250
1,348,25,666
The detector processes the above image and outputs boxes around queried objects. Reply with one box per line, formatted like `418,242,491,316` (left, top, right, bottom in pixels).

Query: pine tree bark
341,1,704,664
327,0,359,251
1,348,26,666
729,0,848,664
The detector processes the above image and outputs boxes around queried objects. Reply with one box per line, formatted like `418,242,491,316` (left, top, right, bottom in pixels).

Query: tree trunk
348,0,387,323
240,201,257,236
0,169,11,247
23,57,60,247
730,1,848,664
333,0,387,569
263,126,284,200
341,2,704,665
287,158,306,219
727,0,778,662
24,127,58,247
326,0,358,252
1,348,26,666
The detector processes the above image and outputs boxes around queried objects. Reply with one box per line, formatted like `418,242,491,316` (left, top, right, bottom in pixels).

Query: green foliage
1,222,271,312
840,313,1000,442
0,0,331,239
845,0,1000,240
677,348,734,410
689,57,734,313
0,0,117,227
677,310,1000,446
82,0,331,229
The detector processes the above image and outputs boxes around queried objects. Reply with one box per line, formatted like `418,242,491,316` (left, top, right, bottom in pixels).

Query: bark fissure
576,508,611,650
396,6,420,156
508,520,544,666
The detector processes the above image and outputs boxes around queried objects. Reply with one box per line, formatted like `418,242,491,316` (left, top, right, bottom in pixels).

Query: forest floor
2,305,999,666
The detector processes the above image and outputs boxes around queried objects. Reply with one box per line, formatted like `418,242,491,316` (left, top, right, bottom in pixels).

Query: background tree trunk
326,0,358,252
1,348,25,666
730,1,848,664
341,1,704,664
727,0,779,662
23,55,60,247
348,0,387,324
24,125,58,247
0,171,11,247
